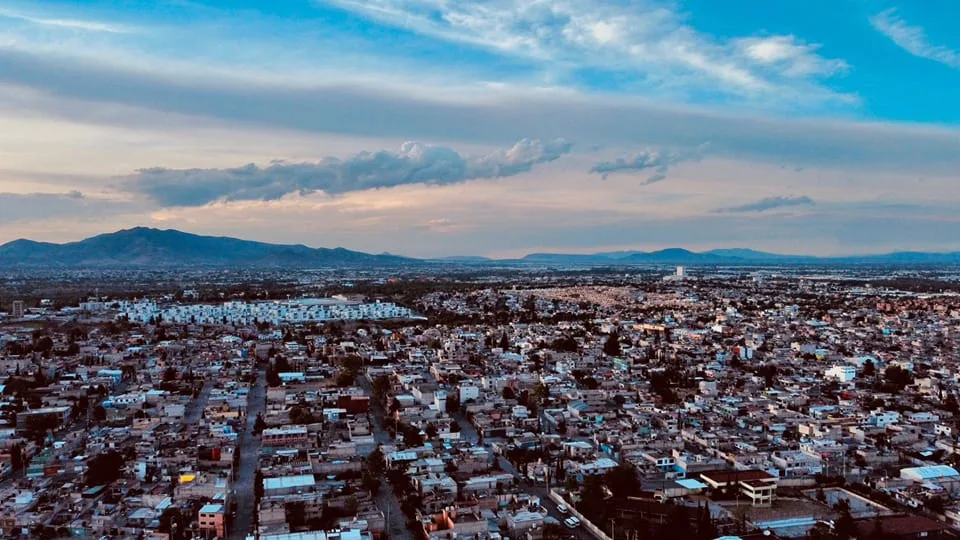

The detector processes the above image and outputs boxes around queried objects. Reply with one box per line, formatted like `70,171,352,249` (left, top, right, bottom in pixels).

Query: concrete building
10,301,24,319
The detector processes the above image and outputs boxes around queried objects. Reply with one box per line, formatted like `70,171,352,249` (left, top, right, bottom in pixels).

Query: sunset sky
1,0,959,257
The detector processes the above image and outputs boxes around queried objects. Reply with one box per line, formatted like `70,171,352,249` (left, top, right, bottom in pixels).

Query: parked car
564,517,581,529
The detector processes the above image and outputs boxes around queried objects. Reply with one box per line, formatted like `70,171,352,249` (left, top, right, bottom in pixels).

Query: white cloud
0,7,131,34
870,9,960,68
735,36,848,77
323,0,851,103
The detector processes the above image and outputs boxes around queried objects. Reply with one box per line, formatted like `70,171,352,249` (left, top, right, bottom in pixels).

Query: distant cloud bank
125,138,573,207
715,195,815,213
589,144,707,184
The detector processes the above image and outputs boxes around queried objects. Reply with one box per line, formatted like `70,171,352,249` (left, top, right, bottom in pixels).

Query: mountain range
0,227,412,268
1,227,960,268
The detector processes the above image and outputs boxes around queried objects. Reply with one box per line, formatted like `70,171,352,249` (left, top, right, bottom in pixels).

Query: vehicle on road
564,517,581,529
556,504,569,514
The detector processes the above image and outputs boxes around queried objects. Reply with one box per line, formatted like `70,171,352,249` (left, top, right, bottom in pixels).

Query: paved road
359,376,413,540
229,367,267,540
185,379,214,425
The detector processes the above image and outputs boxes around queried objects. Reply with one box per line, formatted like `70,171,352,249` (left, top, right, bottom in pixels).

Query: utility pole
609,517,616,540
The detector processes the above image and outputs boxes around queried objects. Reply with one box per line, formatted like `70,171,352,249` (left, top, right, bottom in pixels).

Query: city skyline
1,1,959,257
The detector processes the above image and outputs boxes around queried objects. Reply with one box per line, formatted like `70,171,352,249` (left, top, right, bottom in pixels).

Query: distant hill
3,228,959,268
0,227,415,268
520,247,960,266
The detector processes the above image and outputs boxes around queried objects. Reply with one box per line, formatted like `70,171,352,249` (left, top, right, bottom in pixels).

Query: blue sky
0,0,959,257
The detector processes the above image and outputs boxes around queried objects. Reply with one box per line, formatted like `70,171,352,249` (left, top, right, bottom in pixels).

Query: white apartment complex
119,298,413,325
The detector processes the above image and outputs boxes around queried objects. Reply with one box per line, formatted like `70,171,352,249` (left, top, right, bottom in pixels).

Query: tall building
11,300,24,319
676,266,685,277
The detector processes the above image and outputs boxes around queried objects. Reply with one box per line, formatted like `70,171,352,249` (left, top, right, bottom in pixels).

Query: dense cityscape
1,264,960,540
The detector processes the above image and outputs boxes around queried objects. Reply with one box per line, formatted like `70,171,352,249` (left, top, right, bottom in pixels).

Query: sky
0,0,959,258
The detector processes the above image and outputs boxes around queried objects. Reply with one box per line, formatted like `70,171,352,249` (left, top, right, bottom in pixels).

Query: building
199,503,226,538
10,301,24,319
825,365,856,382
262,426,310,448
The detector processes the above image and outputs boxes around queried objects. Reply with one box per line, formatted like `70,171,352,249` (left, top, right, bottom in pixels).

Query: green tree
10,444,23,471
603,332,621,357
604,462,641,498
834,509,856,540
372,375,391,401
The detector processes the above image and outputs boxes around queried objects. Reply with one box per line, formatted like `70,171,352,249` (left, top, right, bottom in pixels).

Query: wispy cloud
870,9,960,68
715,195,815,213
734,36,848,77
0,7,131,34
590,145,707,184
323,0,851,104
123,138,573,207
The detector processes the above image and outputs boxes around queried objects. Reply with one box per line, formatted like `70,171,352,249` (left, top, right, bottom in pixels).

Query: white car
564,517,581,529
556,504,569,514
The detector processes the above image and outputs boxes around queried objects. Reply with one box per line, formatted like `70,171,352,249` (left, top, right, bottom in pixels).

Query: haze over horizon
1,0,959,258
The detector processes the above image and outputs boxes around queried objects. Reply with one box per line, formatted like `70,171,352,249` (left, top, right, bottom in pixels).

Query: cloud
322,0,851,103
734,36,849,77
0,48,958,177
0,7,131,33
715,195,815,213
124,138,573,207
870,9,960,68
0,191,136,224
590,145,706,183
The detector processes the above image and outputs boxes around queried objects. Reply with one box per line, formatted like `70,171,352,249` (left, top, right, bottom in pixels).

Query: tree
336,370,356,387
499,332,510,350
666,503,693,538
253,414,266,435
163,366,177,382
86,450,127,485
10,444,23,471
532,382,550,403
502,386,517,400
604,462,641,498
372,375,391,402
266,367,282,387
862,359,876,377
254,469,264,502
93,405,107,422
695,504,717,540
834,509,856,540
603,332,621,357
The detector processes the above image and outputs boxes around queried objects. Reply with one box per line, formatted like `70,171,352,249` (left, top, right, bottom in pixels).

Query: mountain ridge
0,227,414,268
2,228,960,267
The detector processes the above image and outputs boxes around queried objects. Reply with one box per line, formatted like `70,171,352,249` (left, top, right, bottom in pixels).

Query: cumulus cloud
590,145,706,184
124,138,572,207
715,195,815,213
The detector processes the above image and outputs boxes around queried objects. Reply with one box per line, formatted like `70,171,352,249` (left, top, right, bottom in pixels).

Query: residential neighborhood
1,268,960,540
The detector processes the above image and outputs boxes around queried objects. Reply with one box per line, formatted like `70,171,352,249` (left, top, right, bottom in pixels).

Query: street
184,378,214,425
229,367,267,540
359,376,414,540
